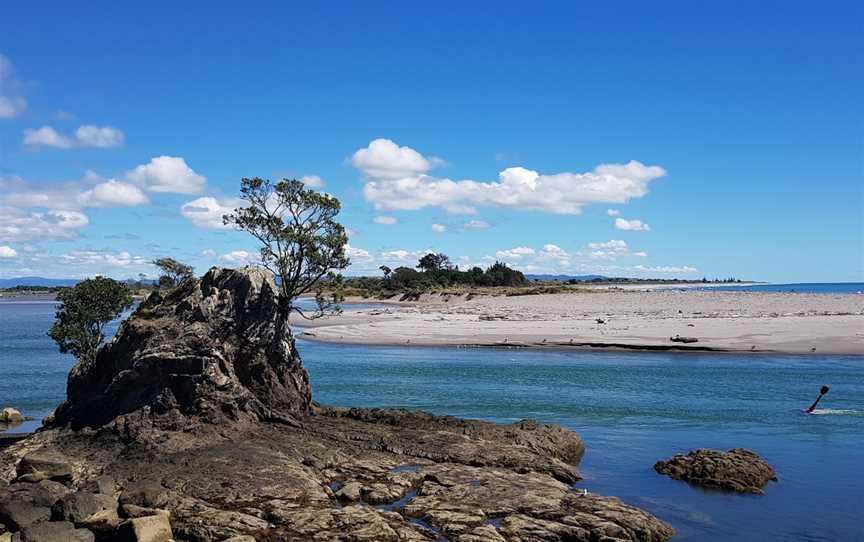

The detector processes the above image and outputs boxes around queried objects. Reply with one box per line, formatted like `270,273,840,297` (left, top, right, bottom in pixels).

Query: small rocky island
654,448,777,494
1,268,674,541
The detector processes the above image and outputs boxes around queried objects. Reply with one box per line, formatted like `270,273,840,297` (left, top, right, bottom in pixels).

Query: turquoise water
1,299,863,541
695,282,864,294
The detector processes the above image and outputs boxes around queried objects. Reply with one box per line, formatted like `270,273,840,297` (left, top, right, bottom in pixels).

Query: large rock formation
654,448,777,494
50,267,311,430
0,267,676,541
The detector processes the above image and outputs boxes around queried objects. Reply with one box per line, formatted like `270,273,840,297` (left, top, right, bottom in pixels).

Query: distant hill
525,274,608,282
0,276,79,288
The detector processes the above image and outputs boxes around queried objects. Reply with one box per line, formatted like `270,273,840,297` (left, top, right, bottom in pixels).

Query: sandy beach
297,290,864,355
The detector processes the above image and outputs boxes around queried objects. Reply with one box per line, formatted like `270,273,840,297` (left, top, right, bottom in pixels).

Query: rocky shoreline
0,268,679,541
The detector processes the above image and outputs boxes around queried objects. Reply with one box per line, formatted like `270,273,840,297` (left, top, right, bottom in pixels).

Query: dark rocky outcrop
49,267,311,430
654,448,777,494
1,267,676,541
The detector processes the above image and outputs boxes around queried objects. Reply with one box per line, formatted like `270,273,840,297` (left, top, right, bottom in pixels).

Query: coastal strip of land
296,289,864,355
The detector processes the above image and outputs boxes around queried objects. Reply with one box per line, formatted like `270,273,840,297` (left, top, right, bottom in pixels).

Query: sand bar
296,290,864,355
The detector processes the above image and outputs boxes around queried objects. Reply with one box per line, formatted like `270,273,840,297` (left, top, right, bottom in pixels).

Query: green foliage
47,277,133,364
152,258,194,289
223,178,350,319
417,253,452,273
480,261,526,287
361,257,525,291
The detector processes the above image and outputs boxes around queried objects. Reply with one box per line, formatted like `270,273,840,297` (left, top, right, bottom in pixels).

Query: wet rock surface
0,268,675,541
654,448,777,494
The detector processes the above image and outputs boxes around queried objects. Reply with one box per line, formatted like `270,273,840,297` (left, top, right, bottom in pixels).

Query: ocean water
1,299,863,541
695,282,864,294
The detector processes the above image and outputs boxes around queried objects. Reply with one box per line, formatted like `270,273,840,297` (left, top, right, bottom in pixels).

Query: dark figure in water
806,385,830,413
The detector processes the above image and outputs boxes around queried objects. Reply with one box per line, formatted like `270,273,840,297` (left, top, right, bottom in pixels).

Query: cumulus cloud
219,250,254,265
0,207,89,242
23,126,73,149
23,125,125,149
495,246,536,260
74,125,125,148
373,215,397,225
351,138,439,180
1,175,148,212
352,139,665,215
180,196,242,229
300,175,326,188
463,219,490,230
431,223,447,233
614,217,651,231
607,209,620,217
200,249,217,258
0,246,17,258
127,156,206,194
78,180,149,207
0,55,27,118
586,239,646,260
345,244,374,266
60,250,149,269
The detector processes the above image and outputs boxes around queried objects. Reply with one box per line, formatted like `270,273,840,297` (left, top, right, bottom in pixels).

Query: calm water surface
1,299,862,541
695,282,864,294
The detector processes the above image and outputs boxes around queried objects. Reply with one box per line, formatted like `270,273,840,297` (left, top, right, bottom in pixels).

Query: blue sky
1,1,861,282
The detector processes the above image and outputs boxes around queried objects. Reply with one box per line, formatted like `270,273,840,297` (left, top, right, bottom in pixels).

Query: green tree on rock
152,257,194,289
223,178,350,322
48,277,134,365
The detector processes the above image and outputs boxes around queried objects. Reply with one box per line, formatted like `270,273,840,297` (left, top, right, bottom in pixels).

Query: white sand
297,290,864,355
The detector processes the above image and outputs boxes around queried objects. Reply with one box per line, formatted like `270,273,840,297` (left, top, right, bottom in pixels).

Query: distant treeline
348,253,526,291
0,285,67,293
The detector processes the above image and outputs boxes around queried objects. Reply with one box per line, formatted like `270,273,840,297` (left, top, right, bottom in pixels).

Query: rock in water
654,448,777,494
49,267,312,430
0,408,24,424
0,265,676,541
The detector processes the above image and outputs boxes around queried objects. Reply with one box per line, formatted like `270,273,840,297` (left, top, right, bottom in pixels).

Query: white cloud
633,265,698,274
23,126,73,149
633,251,648,257
0,246,17,258
0,55,27,118
219,250,254,265
351,138,439,180
373,215,397,225
607,209,621,217
200,249,216,257
23,125,125,149
55,250,153,276
300,175,326,188
78,180,149,207
74,125,125,148
345,244,374,266
181,196,242,229
431,223,447,233
541,244,569,261
495,246,536,260
586,239,645,260
353,139,665,215
615,217,651,231
463,219,490,229
0,96,26,119
127,156,206,194
0,174,148,213
0,207,89,242
380,249,412,261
